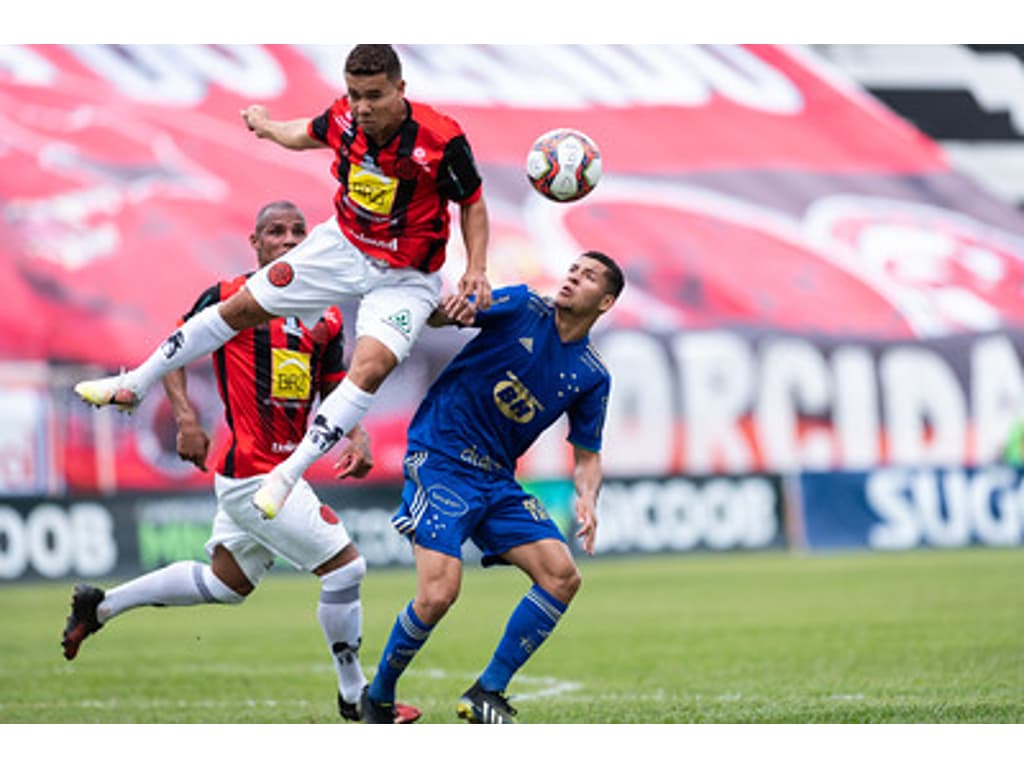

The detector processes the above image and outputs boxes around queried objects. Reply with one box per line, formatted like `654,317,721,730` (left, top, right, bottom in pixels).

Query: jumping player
73,44,491,522
62,200,420,724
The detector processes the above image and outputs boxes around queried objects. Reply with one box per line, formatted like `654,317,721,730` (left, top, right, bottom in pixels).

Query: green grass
2,548,1022,723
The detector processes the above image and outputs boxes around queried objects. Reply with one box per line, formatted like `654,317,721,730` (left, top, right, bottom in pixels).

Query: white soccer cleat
252,468,296,520
73,371,141,414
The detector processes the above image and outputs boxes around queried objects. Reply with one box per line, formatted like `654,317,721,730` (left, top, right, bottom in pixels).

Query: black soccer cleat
355,686,423,724
360,685,396,724
456,680,518,724
61,584,105,660
338,691,361,722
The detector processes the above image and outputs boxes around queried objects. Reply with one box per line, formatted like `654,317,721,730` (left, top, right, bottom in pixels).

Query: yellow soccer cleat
252,467,296,520
73,372,141,414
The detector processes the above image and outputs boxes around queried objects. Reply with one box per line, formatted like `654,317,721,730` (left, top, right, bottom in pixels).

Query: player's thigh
413,543,464,620
206,506,275,588
356,270,441,364
214,474,351,572
245,217,369,326
395,450,487,560
472,484,567,567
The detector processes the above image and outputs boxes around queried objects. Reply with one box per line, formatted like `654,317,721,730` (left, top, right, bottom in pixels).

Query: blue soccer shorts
391,449,565,564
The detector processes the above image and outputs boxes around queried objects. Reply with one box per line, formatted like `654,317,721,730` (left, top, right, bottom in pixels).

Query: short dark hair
582,250,625,299
345,44,402,81
254,200,304,233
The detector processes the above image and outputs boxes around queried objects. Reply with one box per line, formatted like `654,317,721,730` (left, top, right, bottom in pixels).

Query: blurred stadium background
1,45,1023,725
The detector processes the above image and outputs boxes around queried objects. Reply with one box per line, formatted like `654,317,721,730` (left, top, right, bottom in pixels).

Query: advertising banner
798,465,1024,550
0,484,411,582
5,46,1024,493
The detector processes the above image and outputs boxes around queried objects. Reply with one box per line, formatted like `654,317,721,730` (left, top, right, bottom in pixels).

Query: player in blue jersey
360,250,624,724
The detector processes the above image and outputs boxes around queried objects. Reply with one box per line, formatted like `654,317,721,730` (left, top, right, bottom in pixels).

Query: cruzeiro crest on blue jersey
406,284,610,475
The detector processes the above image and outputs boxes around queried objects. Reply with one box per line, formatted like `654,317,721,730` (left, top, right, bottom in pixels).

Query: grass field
2,547,1022,725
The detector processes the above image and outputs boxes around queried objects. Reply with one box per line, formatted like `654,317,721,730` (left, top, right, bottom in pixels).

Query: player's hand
458,269,492,312
440,293,477,326
575,497,598,556
176,423,210,472
240,105,270,136
334,427,374,479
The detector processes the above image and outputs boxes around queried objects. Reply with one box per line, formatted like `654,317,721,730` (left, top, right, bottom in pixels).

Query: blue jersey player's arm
572,445,602,555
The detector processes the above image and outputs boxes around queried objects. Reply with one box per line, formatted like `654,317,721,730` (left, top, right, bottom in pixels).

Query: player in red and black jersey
173,274,346,479
62,201,420,724
75,44,491,524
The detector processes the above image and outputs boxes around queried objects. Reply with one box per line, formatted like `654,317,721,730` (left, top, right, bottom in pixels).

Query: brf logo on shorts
268,261,294,288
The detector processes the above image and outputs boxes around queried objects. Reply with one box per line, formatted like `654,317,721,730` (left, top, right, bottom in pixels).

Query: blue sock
368,601,433,703
478,585,567,692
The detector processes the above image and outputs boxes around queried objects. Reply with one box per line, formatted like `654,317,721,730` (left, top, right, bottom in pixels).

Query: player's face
251,210,307,268
555,256,616,315
345,72,407,144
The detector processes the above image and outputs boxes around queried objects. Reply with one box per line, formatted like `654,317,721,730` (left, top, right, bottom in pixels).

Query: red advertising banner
4,45,1024,491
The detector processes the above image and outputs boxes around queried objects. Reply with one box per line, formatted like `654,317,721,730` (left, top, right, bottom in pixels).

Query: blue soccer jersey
406,284,610,475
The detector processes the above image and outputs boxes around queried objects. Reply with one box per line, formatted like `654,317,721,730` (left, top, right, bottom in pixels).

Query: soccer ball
525,128,602,203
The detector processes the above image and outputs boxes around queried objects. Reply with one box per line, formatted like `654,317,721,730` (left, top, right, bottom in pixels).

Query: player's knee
416,581,459,624
348,342,398,391
202,566,248,605
222,289,273,331
321,554,366,590
545,562,582,605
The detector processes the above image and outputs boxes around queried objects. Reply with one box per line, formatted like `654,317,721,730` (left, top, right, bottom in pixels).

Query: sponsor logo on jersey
459,445,504,473
348,164,398,215
493,370,544,424
268,261,294,288
271,349,311,400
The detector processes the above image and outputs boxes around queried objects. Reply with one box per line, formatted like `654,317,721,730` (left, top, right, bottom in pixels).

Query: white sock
275,378,375,484
317,556,368,704
125,305,236,396
98,561,244,623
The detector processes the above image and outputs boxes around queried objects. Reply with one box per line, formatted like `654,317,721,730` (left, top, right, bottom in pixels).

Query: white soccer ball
526,128,602,203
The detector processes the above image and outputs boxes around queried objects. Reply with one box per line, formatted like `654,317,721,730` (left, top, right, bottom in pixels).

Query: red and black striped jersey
308,96,483,272
180,275,346,479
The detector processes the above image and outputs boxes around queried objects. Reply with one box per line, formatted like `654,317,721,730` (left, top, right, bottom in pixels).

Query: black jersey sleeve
310,107,332,144
320,328,346,380
180,284,221,324
436,134,483,203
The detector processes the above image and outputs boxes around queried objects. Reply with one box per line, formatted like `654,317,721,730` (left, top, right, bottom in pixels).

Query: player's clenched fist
240,105,270,136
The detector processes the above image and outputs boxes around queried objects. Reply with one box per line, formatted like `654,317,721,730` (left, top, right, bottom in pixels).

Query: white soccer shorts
245,216,442,363
206,473,352,584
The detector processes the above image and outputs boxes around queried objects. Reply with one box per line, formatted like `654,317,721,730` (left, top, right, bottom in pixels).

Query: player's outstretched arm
571,445,602,555
457,196,491,311
162,369,210,472
240,105,324,150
